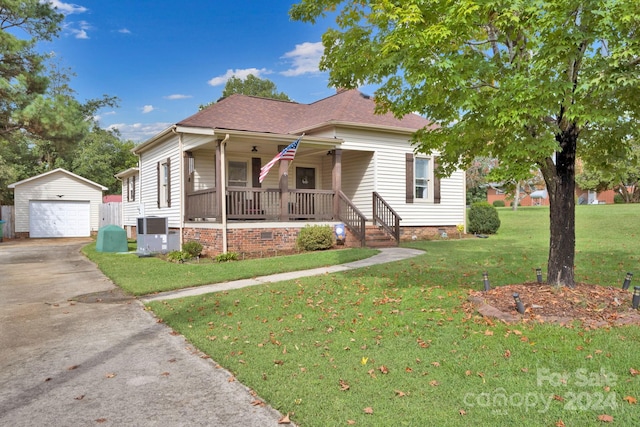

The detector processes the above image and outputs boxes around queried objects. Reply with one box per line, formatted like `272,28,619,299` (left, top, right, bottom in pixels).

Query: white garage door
29,200,91,238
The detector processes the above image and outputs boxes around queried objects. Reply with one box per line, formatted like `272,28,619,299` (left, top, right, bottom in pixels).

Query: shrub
182,241,203,258
166,250,190,263
215,252,238,262
297,225,334,251
492,200,505,207
468,202,501,234
614,194,624,204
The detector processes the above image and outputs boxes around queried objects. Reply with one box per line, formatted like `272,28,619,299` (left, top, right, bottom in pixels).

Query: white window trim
414,155,434,203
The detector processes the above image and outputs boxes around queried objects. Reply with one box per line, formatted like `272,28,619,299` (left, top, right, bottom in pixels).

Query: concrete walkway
141,247,425,303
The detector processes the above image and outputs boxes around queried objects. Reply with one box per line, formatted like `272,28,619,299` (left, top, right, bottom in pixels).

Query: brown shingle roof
177,89,430,134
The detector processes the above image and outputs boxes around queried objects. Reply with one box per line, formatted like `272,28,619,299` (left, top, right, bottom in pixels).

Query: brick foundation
183,225,303,258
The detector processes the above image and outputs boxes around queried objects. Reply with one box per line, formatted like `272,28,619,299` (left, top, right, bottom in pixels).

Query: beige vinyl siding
193,149,216,190
138,135,182,227
335,127,466,227
120,172,140,226
13,173,103,233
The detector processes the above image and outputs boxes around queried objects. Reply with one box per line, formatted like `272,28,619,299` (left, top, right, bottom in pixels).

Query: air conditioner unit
136,217,179,255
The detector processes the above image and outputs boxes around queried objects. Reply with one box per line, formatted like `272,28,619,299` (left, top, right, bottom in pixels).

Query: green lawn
82,244,378,296
133,205,640,426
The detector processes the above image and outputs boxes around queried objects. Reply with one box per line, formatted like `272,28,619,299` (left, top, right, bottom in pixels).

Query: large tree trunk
540,128,577,288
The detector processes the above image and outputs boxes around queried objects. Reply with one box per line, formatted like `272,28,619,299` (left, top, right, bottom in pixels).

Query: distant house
8,168,107,238
120,89,466,256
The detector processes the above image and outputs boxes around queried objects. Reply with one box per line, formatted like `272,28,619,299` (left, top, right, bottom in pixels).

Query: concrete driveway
0,238,285,426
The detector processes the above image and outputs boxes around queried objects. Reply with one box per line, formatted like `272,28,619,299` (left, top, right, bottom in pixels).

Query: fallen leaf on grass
278,413,291,424
379,365,389,374
429,380,440,387
630,368,639,376
459,409,466,416
555,420,565,427
347,420,356,425
431,362,440,367
251,399,264,406
553,395,565,402
339,379,350,391
623,396,637,404
504,349,511,358
394,390,406,397
597,414,613,422
363,407,374,414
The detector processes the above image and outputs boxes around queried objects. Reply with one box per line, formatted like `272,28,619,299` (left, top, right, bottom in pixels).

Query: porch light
252,146,258,152
622,272,633,290
536,268,543,284
482,271,490,291
513,292,525,314
632,286,640,310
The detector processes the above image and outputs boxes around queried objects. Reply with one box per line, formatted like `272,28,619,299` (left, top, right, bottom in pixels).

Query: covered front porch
176,129,400,246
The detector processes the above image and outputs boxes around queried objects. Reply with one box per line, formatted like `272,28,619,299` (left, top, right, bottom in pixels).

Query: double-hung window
415,157,430,200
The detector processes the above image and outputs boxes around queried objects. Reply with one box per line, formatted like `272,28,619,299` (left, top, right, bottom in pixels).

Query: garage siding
12,172,104,234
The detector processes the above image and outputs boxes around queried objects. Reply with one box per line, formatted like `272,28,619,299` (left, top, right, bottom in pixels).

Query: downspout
172,125,184,248
220,134,230,253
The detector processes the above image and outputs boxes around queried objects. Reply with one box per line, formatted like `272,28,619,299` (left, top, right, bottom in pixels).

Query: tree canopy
200,74,291,109
291,0,640,286
0,1,131,204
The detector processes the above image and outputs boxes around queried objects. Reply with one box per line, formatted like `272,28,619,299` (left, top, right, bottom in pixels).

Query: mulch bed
468,282,640,329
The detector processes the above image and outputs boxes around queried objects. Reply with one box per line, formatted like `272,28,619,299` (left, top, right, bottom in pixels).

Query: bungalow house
124,89,466,256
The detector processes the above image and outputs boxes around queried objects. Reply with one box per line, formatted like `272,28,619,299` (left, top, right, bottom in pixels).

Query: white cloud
106,122,172,142
280,42,324,76
164,94,192,100
207,68,271,86
64,20,91,39
46,0,88,15
141,105,155,114
118,28,131,34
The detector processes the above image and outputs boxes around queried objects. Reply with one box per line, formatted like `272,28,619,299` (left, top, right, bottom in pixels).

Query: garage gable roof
8,168,108,191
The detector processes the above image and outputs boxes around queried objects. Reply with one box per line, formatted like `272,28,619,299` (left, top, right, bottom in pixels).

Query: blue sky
40,0,367,142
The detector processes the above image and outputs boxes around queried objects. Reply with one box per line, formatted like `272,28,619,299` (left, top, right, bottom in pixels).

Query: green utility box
96,225,128,253
0,220,5,242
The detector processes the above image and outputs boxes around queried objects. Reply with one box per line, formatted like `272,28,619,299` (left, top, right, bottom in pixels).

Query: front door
296,167,315,189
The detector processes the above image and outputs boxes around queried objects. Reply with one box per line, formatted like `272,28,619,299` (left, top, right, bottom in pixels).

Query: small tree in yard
291,0,640,287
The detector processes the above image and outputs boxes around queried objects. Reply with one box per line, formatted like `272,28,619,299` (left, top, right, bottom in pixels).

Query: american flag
259,136,302,183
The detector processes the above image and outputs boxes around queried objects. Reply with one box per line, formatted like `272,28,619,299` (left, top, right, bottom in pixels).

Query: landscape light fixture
622,272,633,290
536,268,543,284
633,286,640,310
482,271,490,291
513,292,525,314
252,146,258,152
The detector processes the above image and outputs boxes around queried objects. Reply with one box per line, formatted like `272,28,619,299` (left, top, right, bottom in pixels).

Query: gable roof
8,168,108,191
177,89,432,135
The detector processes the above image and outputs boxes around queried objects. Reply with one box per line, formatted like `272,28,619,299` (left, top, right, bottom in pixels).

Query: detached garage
8,168,107,238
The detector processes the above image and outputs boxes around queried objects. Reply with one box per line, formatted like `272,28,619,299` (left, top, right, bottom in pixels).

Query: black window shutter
132,175,136,201
156,161,161,208
252,157,261,188
405,153,414,204
126,178,131,202
433,156,441,204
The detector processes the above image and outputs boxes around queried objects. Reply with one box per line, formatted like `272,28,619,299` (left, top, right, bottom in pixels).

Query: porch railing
372,191,402,242
337,190,366,246
185,188,218,220
288,189,334,220
185,187,336,222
